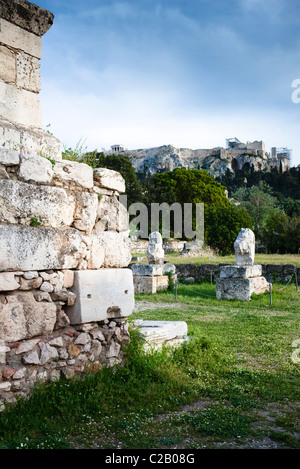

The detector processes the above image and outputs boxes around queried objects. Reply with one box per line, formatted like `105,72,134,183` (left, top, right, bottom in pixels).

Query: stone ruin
0,0,61,159
216,228,269,301
0,0,135,408
131,231,177,294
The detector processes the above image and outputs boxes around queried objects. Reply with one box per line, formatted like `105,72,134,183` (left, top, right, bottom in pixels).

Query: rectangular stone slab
219,264,262,279
216,276,269,301
131,264,164,276
0,225,83,271
66,269,135,325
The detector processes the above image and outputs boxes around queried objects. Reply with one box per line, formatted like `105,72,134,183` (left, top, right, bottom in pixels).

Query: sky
36,0,300,166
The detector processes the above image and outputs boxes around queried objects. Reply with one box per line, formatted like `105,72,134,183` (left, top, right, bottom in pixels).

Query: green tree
232,182,278,235
205,204,254,255
261,212,300,253
94,152,144,206
149,168,229,206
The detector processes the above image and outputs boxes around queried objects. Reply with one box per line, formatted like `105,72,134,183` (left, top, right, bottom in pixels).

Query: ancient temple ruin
0,0,135,408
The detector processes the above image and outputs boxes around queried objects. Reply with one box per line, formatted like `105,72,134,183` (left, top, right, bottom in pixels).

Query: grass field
0,282,299,449
133,252,300,267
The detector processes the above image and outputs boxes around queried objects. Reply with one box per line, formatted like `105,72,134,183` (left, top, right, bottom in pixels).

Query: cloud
38,0,300,165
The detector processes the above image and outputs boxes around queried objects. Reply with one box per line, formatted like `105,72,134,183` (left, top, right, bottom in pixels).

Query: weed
29,215,43,227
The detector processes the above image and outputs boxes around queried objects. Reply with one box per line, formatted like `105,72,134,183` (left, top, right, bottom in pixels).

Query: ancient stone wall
0,1,135,409
0,154,134,408
175,263,300,284
0,0,61,160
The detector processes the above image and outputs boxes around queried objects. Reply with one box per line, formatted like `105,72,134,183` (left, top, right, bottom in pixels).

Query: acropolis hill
109,138,291,178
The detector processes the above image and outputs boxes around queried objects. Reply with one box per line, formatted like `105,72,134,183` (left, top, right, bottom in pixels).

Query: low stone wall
0,317,130,408
0,152,135,409
175,263,300,283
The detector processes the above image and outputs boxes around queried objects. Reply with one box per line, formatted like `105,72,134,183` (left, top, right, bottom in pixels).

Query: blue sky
37,0,300,165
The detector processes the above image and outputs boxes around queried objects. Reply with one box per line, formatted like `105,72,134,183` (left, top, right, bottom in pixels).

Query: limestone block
219,264,262,279
54,160,93,189
0,272,20,291
0,291,57,342
0,119,62,161
0,0,54,37
88,231,132,269
0,149,20,166
95,195,129,232
133,275,156,294
62,270,75,289
131,264,164,276
94,168,126,193
73,192,98,232
0,45,16,84
155,275,170,290
216,276,269,301
0,18,42,58
234,228,255,266
0,81,42,128
18,154,53,183
0,225,84,271
66,269,135,325
0,180,75,227
16,52,41,93
132,320,188,349
133,275,169,294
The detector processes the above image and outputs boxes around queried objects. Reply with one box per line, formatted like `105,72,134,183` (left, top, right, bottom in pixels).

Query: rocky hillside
124,144,270,178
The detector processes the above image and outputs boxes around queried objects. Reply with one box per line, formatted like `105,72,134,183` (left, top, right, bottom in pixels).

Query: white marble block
66,269,135,325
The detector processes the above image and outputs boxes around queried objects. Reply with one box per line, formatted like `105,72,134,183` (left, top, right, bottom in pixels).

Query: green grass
132,252,300,267
0,283,299,449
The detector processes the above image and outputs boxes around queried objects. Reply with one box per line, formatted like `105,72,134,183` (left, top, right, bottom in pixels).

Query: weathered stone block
88,231,131,269
0,149,20,166
132,320,189,349
131,264,164,276
0,225,84,271
219,264,262,279
0,81,42,128
54,160,94,189
0,0,54,37
133,275,169,294
73,192,98,232
18,153,53,183
66,269,135,325
0,119,62,161
0,17,42,58
94,168,126,193
95,195,129,232
0,45,16,85
216,276,269,301
0,291,57,342
16,52,41,93
0,180,76,227
0,272,20,291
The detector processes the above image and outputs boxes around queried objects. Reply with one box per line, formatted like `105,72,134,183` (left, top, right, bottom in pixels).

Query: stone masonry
0,1,135,409
0,0,61,160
